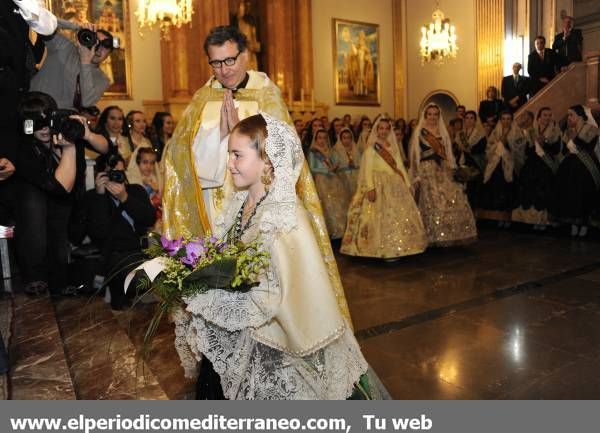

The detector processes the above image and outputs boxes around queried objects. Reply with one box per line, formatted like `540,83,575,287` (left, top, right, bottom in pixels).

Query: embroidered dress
409,105,477,247
455,125,487,208
553,122,600,224
172,114,368,400
332,128,361,197
308,132,349,239
341,118,427,258
512,122,562,225
478,122,524,221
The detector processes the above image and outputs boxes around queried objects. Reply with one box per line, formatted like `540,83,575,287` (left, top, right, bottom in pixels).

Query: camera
106,154,126,183
49,109,86,142
22,109,85,142
77,28,117,50
77,28,97,49
108,169,126,183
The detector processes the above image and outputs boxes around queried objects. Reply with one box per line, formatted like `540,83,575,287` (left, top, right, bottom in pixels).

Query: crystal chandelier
136,0,193,38
419,2,458,65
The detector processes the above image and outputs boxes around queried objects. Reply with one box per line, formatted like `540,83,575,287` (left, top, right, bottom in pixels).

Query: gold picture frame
48,0,132,100
332,18,381,106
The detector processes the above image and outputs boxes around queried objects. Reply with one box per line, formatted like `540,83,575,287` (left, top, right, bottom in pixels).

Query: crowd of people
1,1,598,399
301,99,599,261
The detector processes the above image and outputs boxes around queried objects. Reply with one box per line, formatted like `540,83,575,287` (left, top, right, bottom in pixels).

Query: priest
161,25,351,322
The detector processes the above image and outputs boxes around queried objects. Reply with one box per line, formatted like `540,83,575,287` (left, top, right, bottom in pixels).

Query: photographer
30,20,113,110
84,154,156,310
15,92,86,296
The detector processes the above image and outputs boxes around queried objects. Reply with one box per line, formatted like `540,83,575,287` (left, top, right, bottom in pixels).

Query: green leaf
182,258,237,288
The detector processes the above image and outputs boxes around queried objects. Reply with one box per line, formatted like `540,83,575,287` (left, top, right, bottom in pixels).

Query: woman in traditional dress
408,103,477,246
553,105,600,237
512,107,562,230
333,127,361,197
308,129,349,239
454,110,487,209
125,110,152,153
301,118,324,155
355,116,372,156
478,111,524,227
172,113,369,400
341,117,427,259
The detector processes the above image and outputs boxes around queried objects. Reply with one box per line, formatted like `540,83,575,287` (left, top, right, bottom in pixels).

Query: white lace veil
260,112,305,233
367,116,406,161
309,128,331,153
584,106,598,128
408,103,455,179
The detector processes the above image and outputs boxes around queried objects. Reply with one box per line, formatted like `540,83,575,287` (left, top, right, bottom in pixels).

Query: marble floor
3,226,600,399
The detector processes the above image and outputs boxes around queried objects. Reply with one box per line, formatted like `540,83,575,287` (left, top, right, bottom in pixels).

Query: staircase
515,50,600,119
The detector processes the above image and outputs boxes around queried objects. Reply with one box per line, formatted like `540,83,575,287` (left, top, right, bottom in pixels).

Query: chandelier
419,3,458,65
136,0,193,38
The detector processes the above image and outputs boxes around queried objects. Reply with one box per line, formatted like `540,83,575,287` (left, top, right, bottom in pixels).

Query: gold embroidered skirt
341,171,427,258
417,161,477,247
313,173,350,239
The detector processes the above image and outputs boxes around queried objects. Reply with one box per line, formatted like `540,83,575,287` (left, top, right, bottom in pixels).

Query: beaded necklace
232,191,269,242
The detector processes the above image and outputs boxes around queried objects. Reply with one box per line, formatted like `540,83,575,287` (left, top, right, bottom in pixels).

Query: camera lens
108,169,126,184
77,29,98,49
59,118,86,142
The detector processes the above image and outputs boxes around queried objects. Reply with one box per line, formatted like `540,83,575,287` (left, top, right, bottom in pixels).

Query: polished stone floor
3,226,600,399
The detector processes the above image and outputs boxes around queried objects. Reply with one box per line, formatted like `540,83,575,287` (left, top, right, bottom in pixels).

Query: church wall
574,0,600,54
98,0,163,115
405,0,478,119
311,0,396,120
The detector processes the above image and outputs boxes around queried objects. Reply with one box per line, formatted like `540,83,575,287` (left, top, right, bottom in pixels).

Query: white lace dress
172,194,367,400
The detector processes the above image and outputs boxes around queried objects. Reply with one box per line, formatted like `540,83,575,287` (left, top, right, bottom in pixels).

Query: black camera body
49,109,86,142
108,169,126,184
77,29,97,50
106,154,126,184
22,109,85,143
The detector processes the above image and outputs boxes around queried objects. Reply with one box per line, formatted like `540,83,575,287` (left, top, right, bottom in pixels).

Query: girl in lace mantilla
173,113,368,400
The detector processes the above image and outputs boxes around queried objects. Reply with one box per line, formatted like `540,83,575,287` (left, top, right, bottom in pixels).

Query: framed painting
48,0,132,99
332,18,380,106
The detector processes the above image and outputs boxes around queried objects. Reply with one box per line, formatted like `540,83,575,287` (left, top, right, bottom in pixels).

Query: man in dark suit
501,62,529,112
552,15,583,67
528,35,559,96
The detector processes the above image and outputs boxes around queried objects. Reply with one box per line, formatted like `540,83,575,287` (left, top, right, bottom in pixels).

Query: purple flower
161,235,183,257
209,236,218,244
217,242,228,252
181,241,207,267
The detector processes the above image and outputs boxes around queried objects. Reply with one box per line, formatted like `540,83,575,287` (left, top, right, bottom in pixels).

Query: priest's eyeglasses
209,51,241,69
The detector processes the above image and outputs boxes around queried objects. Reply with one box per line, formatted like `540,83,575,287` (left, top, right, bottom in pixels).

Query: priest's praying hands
220,89,240,141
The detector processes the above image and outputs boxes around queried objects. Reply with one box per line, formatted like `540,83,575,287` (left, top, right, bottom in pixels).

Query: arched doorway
418,90,460,122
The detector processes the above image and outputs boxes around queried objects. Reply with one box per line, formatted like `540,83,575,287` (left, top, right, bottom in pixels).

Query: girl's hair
18,91,57,119
124,110,145,152
340,129,354,141
136,147,157,165
537,106,552,119
465,110,477,119
231,114,269,162
314,129,329,141
570,104,588,121
151,112,172,139
96,105,124,135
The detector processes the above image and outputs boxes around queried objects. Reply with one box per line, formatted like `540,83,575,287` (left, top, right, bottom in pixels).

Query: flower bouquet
125,233,269,355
